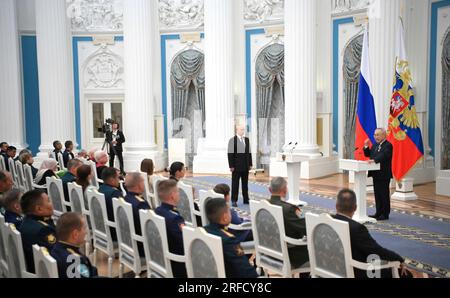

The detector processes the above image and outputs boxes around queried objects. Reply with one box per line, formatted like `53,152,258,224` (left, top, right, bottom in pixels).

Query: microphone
283,142,292,152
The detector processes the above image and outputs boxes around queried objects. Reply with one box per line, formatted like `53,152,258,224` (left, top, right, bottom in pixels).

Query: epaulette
67,248,80,257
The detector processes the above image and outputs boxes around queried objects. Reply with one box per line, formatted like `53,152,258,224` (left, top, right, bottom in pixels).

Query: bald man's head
125,172,145,195
374,128,387,143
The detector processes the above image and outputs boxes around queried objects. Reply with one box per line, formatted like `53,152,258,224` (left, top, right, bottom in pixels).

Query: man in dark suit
332,189,410,278
106,122,126,176
364,128,393,220
268,177,309,270
228,125,252,207
61,159,83,205
62,140,75,168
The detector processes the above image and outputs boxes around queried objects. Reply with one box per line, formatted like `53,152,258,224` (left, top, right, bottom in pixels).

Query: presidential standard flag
355,29,377,161
387,20,424,181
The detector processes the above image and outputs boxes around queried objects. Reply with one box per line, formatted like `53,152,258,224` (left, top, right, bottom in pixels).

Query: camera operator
105,121,126,176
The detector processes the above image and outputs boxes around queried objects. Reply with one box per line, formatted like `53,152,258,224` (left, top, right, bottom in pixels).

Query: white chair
4,224,35,278
0,215,10,277
250,199,310,278
88,160,102,188
152,175,168,208
305,213,400,278
119,180,127,197
139,209,185,278
8,157,19,189
15,160,27,192
141,172,154,209
32,245,58,278
182,226,226,278
86,189,117,277
23,164,47,191
177,181,198,227
113,198,146,278
57,152,65,171
46,177,69,219
197,189,223,227
68,182,92,255
0,156,5,171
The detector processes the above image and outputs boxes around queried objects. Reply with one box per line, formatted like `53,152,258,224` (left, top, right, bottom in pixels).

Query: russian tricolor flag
355,30,377,161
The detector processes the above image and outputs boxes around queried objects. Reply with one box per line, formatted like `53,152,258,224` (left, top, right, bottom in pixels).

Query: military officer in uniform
155,179,187,278
204,198,258,278
124,173,150,256
268,177,309,272
18,189,56,273
98,167,124,241
51,212,98,278
2,189,24,229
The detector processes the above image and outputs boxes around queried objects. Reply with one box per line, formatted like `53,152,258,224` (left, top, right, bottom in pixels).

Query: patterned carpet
183,176,450,278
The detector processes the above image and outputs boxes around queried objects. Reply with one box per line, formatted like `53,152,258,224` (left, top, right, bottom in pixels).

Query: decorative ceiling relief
66,0,123,32
332,0,372,15
159,0,204,30
83,45,124,89
244,0,284,25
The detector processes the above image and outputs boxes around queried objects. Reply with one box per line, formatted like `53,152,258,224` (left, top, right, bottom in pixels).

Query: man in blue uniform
155,179,187,278
51,212,98,278
18,189,56,273
61,159,83,205
2,189,23,228
124,172,150,256
98,167,123,241
204,198,258,278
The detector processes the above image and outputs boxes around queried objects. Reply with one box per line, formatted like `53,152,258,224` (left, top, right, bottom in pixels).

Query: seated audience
20,153,38,178
77,149,88,161
87,148,98,162
124,172,150,256
204,198,258,278
3,146,17,171
51,212,98,278
140,158,154,193
155,179,187,278
63,141,75,168
52,140,63,160
0,170,14,213
19,189,56,273
76,164,96,209
61,159,83,205
168,162,186,182
34,159,58,186
333,189,412,278
98,167,123,240
213,183,252,242
94,150,108,179
268,177,309,269
0,142,8,155
2,189,24,228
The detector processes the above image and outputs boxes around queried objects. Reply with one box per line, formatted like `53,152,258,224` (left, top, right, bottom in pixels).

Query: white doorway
84,98,124,151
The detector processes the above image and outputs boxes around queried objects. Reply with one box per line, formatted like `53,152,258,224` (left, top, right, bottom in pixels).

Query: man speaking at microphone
228,125,252,207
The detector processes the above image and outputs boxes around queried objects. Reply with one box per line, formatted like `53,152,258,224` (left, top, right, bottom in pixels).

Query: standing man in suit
364,128,393,221
228,125,252,207
106,122,126,176
62,140,75,168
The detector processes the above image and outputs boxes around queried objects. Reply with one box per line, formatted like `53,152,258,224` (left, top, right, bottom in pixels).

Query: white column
123,0,164,172
35,0,75,157
0,0,26,150
369,0,401,128
193,0,235,174
284,0,320,156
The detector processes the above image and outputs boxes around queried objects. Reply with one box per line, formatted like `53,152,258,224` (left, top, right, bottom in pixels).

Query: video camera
102,118,115,134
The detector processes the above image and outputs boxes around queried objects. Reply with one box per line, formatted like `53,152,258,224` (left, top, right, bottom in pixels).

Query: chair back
198,190,224,226
176,181,197,227
15,160,27,192
4,224,34,278
250,199,291,275
182,226,226,278
88,160,100,188
57,153,65,170
0,156,5,171
113,198,143,274
23,164,34,191
68,182,85,214
86,189,115,256
8,158,19,188
46,177,67,219
139,209,175,278
152,175,168,208
0,215,9,277
32,245,58,278
305,213,354,278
